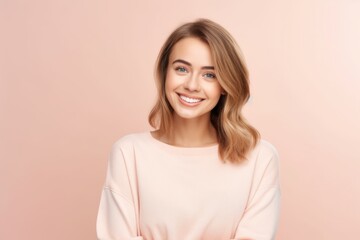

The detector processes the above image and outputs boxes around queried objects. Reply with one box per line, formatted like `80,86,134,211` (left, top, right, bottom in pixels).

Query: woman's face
165,37,223,121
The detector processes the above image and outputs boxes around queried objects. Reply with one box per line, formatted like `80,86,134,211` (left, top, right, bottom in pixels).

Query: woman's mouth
179,94,203,104
178,94,204,104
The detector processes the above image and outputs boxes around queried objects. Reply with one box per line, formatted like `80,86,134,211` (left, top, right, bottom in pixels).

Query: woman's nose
184,73,200,92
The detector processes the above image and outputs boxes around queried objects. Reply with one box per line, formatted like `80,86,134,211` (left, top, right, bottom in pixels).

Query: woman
97,19,280,240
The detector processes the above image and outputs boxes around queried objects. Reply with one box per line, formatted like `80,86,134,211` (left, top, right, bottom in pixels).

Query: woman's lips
177,93,204,105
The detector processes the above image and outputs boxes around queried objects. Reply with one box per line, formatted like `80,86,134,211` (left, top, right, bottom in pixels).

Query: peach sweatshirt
96,132,280,240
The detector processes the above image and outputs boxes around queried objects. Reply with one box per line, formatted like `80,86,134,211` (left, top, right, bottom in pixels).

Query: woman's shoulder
112,131,151,149
249,139,280,166
256,139,279,158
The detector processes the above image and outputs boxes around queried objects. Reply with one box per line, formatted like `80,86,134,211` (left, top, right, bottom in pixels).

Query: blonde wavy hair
149,19,260,163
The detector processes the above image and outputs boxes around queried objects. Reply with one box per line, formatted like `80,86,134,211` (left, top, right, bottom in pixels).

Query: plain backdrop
1,0,360,239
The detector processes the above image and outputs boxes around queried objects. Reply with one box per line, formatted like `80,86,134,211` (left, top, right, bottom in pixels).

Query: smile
179,94,203,103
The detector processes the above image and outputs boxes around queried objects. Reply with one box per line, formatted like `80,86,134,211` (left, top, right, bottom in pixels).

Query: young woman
97,19,280,240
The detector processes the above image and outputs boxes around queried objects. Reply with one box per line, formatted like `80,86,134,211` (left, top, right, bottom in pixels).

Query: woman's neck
155,114,218,147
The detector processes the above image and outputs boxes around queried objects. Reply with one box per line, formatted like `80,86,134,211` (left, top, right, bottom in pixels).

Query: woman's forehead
169,37,214,67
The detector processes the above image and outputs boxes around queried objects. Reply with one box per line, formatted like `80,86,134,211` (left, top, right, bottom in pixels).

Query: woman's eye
175,67,187,73
203,73,216,79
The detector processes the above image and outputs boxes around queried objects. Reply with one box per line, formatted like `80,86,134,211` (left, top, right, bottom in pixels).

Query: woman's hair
148,18,260,163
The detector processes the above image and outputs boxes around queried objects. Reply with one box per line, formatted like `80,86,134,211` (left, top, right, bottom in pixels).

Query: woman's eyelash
203,73,216,79
175,66,188,73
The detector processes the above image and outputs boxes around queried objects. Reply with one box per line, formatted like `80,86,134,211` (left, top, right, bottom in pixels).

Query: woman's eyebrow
172,59,214,70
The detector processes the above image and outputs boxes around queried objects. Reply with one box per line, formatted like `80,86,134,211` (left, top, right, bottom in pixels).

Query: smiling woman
165,37,223,128
96,19,280,240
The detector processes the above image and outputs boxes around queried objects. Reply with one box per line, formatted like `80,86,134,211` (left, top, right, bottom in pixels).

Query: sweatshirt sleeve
232,143,281,240
96,139,143,240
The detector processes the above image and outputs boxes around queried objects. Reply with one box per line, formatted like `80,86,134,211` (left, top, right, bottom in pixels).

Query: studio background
1,0,359,239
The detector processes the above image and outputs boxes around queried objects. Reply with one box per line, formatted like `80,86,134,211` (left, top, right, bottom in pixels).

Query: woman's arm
232,143,281,240
96,139,143,240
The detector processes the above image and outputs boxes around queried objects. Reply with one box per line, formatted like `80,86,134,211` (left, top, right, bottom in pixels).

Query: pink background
1,0,360,239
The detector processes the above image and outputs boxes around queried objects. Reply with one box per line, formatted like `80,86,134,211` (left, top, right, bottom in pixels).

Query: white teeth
180,95,202,103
